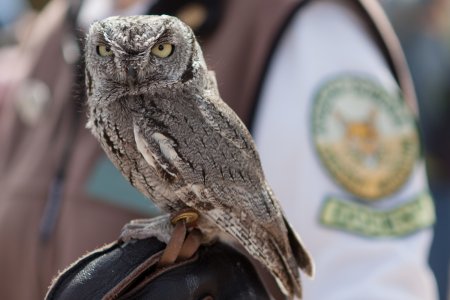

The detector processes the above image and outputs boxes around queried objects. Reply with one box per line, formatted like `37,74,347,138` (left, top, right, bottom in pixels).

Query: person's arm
253,0,437,299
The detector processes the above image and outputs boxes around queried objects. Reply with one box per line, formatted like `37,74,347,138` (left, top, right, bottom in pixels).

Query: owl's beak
127,66,138,88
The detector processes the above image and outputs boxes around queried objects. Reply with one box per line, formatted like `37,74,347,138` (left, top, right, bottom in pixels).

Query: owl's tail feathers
270,237,303,299
270,218,314,299
284,216,315,278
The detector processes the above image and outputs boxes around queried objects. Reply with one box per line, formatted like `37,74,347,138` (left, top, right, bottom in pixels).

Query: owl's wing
133,113,272,217
132,94,313,296
134,125,179,180
193,94,262,166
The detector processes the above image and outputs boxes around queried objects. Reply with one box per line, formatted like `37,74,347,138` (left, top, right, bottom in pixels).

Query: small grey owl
85,15,313,298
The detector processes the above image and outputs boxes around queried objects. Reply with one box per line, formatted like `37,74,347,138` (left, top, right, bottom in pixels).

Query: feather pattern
84,15,313,298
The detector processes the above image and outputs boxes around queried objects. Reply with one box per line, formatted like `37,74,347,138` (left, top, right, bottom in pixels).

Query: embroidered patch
312,76,419,200
320,192,435,237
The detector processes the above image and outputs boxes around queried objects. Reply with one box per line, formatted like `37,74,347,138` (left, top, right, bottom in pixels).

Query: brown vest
0,0,414,298
201,0,417,127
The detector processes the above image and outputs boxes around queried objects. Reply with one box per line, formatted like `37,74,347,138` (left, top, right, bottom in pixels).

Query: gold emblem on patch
312,77,419,200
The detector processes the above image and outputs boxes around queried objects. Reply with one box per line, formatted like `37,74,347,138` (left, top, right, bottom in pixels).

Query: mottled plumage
85,15,313,298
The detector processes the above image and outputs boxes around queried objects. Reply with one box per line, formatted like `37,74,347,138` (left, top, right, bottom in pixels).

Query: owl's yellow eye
96,44,113,57
151,43,174,58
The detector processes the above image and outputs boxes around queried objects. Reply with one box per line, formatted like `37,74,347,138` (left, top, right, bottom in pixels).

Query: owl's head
85,15,207,99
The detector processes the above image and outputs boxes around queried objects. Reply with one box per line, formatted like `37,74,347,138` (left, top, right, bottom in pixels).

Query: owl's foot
119,210,203,266
158,209,201,266
120,214,174,243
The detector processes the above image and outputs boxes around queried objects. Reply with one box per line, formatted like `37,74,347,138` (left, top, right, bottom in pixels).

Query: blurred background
0,0,449,299
381,1,450,299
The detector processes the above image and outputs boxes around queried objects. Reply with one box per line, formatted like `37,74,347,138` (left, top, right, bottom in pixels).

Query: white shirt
253,0,437,299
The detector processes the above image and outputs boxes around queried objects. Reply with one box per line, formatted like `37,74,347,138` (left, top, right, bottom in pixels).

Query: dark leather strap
116,255,199,300
178,228,203,260
102,250,164,300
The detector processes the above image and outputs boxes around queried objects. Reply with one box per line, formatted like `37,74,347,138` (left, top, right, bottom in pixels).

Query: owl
84,15,313,298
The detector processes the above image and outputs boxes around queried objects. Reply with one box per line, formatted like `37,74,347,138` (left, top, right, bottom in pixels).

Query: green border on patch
320,192,435,237
311,75,420,201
